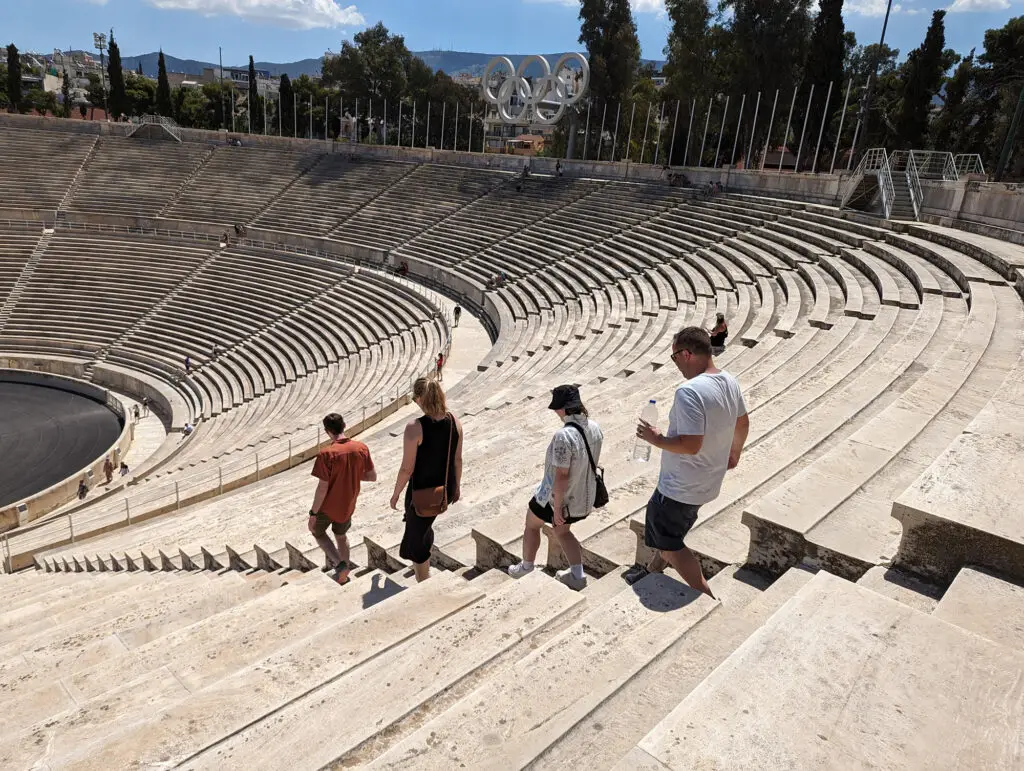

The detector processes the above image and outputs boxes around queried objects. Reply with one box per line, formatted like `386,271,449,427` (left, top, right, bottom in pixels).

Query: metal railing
888,152,922,220
892,150,957,181
954,154,986,177
877,152,895,220
841,148,893,218
0,225,454,572
133,114,182,141
906,152,923,221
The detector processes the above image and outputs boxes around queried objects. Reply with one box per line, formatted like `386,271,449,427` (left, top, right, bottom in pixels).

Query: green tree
106,30,127,120
895,10,951,148
578,0,640,103
86,72,105,120
727,0,811,101
202,81,233,130
247,55,265,133
322,22,412,103
663,0,732,163
847,42,899,84
156,50,173,117
61,70,71,118
932,51,977,151
25,87,58,116
279,73,294,136
0,60,7,108
174,86,212,128
975,16,1024,177
124,71,156,117
7,43,22,112
800,0,847,169
136,61,143,76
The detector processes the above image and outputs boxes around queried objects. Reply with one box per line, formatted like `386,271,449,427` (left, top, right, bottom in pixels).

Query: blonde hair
413,377,448,418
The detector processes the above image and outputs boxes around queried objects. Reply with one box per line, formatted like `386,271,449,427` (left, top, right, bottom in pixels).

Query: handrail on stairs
877,152,894,220
840,147,892,215
906,152,923,221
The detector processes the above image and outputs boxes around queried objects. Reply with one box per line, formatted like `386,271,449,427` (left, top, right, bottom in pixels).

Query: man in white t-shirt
634,327,749,597
508,384,604,591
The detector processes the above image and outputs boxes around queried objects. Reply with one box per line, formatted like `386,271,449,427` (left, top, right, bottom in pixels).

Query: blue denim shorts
644,489,700,552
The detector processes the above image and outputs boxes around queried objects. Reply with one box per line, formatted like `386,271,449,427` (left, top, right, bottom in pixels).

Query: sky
2,0,1020,67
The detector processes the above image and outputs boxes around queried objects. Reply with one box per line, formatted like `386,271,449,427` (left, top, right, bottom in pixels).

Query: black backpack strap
565,421,598,474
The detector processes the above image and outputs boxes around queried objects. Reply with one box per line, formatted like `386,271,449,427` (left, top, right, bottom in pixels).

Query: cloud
147,0,365,29
947,0,1009,11
844,0,902,16
524,0,665,12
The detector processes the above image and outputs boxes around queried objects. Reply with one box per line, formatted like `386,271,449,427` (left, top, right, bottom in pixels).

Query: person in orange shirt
309,413,376,584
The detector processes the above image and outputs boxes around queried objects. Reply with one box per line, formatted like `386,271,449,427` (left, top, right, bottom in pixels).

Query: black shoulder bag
565,422,609,509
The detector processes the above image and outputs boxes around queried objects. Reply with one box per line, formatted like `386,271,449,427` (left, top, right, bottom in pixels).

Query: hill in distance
115,50,664,80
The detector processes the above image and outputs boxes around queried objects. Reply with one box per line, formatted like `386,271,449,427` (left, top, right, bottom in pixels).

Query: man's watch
308,509,319,517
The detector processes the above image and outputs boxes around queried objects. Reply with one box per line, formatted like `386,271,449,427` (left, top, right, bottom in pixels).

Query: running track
0,382,122,509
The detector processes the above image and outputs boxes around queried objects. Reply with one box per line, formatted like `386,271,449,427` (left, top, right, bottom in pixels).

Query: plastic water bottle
633,400,658,462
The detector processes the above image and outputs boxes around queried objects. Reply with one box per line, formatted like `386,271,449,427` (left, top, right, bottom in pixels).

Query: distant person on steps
453,305,462,328
77,479,88,500
508,385,604,591
103,456,114,484
436,352,445,382
390,378,463,583
631,327,749,597
708,313,728,355
309,412,376,584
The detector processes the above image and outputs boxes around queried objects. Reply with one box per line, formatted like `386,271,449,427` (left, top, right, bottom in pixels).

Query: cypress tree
248,55,261,133
280,73,294,137
802,0,846,167
6,44,21,111
106,30,127,120
896,10,949,148
156,50,173,117
61,70,71,118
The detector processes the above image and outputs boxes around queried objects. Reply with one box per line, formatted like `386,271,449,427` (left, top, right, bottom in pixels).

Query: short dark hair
322,413,345,436
673,326,713,358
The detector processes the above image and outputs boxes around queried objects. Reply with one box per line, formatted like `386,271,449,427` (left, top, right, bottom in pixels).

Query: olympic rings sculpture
481,53,590,126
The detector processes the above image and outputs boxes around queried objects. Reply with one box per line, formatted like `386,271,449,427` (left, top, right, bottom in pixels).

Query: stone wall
919,177,1024,244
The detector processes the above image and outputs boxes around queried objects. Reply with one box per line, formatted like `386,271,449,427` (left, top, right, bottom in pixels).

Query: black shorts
644,490,700,552
310,512,352,537
528,496,587,525
400,505,436,564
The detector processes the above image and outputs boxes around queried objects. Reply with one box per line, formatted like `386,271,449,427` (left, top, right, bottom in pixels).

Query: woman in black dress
389,377,463,582
709,313,728,355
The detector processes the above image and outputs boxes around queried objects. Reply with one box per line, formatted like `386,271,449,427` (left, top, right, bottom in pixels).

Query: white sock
570,564,584,580
520,561,535,570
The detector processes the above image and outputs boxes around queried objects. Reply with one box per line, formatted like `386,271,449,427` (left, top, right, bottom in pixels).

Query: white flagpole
831,79,853,175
